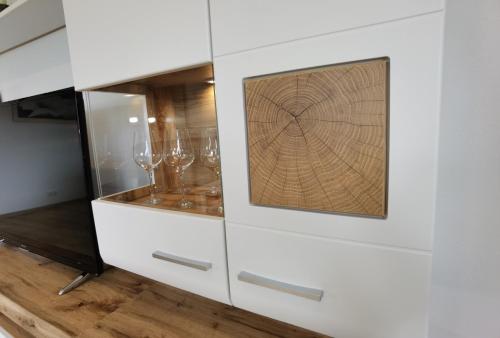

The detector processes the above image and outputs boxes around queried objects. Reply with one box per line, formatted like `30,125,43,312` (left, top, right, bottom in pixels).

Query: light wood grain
244,58,388,217
79,285,326,338
105,185,223,217
0,293,70,338
0,243,327,338
0,312,35,338
0,244,152,337
151,81,219,192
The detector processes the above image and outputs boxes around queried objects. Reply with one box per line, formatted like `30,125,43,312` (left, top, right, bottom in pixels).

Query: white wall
0,102,86,214
429,1,500,337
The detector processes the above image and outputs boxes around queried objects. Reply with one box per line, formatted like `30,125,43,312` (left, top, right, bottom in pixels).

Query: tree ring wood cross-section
244,58,388,217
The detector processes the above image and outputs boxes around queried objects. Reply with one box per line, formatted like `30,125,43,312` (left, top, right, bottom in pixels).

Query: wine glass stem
179,169,186,202
148,170,156,203
215,170,223,213
209,167,220,194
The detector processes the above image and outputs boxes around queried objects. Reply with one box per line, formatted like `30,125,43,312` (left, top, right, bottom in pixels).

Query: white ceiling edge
0,0,65,54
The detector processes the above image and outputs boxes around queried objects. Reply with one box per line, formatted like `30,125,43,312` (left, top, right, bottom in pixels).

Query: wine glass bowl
133,129,163,205
163,150,195,172
200,127,223,214
163,128,195,208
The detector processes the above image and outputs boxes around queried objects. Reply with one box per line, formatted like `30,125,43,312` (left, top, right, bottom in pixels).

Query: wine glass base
144,198,163,205
178,199,194,209
171,187,192,195
205,188,220,197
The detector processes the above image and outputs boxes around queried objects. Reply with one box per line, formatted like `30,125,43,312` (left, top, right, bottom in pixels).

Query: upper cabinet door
209,0,444,56
0,29,73,102
213,12,444,251
62,0,212,90
0,0,65,54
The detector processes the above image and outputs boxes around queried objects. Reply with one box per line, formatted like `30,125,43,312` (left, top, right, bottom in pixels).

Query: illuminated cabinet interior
84,65,223,217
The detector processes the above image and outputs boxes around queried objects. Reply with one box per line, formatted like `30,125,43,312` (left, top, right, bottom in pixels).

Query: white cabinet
210,3,445,336
209,0,444,56
83,63,227,305
92,200,230,304
0,0,65,54
68,2,453,336
214,12,444,251
62,0,212,90
0,28,73,102
226,222,432,338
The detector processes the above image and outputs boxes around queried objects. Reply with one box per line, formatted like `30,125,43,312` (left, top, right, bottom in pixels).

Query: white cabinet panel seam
213,9,444,58
229,221,432,256
0,28,73,102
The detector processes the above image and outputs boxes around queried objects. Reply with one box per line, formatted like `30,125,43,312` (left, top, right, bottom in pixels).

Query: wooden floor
0,243,327,338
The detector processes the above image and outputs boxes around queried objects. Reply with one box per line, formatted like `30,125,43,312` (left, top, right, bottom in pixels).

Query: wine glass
133,128,163,205
163,128,195,208
200,128,223,214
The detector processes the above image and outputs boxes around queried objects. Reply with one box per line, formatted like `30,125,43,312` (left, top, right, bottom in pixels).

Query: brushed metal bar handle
238,271,323,301
152,250,212,271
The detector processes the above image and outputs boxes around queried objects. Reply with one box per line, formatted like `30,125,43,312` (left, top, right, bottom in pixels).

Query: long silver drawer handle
152,250,212,271
238,271,323,301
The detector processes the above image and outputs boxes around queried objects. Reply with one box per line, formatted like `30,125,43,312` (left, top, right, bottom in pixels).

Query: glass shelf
84,65,224,217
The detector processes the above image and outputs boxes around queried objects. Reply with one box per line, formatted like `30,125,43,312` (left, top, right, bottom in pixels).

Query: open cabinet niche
85,65,223,217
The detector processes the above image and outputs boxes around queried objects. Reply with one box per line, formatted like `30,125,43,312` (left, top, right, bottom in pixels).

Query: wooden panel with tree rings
244,58,388,217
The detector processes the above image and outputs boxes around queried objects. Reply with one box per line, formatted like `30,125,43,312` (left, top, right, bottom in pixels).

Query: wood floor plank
0,243,328,338
81,284,325,338
0,293,70,338
0,312,35,338
0,243,154,336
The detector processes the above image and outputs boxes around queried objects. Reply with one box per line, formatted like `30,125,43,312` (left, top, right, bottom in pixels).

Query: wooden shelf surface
104,185,224,217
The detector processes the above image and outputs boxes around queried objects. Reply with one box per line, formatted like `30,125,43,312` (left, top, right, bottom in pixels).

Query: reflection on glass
133,128,163,205
200,127,223,214
85,92,150,197
163,128,195,208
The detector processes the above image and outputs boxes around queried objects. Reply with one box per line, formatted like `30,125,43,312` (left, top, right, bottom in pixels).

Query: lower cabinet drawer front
226,222,432,338
92,200,231,304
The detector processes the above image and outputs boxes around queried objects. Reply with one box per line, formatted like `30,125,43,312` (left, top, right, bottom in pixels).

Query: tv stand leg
58,272,94,296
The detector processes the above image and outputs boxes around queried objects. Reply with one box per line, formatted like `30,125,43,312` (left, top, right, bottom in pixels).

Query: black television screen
0,88,102,274
13,89,78,122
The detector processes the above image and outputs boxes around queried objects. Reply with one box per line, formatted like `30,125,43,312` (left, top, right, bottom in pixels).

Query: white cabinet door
62,0,212,90
0,0,65,54
0,28,73,102
226,222,432,338
92,200,231,305
214,13,444,251
209,0,444,56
